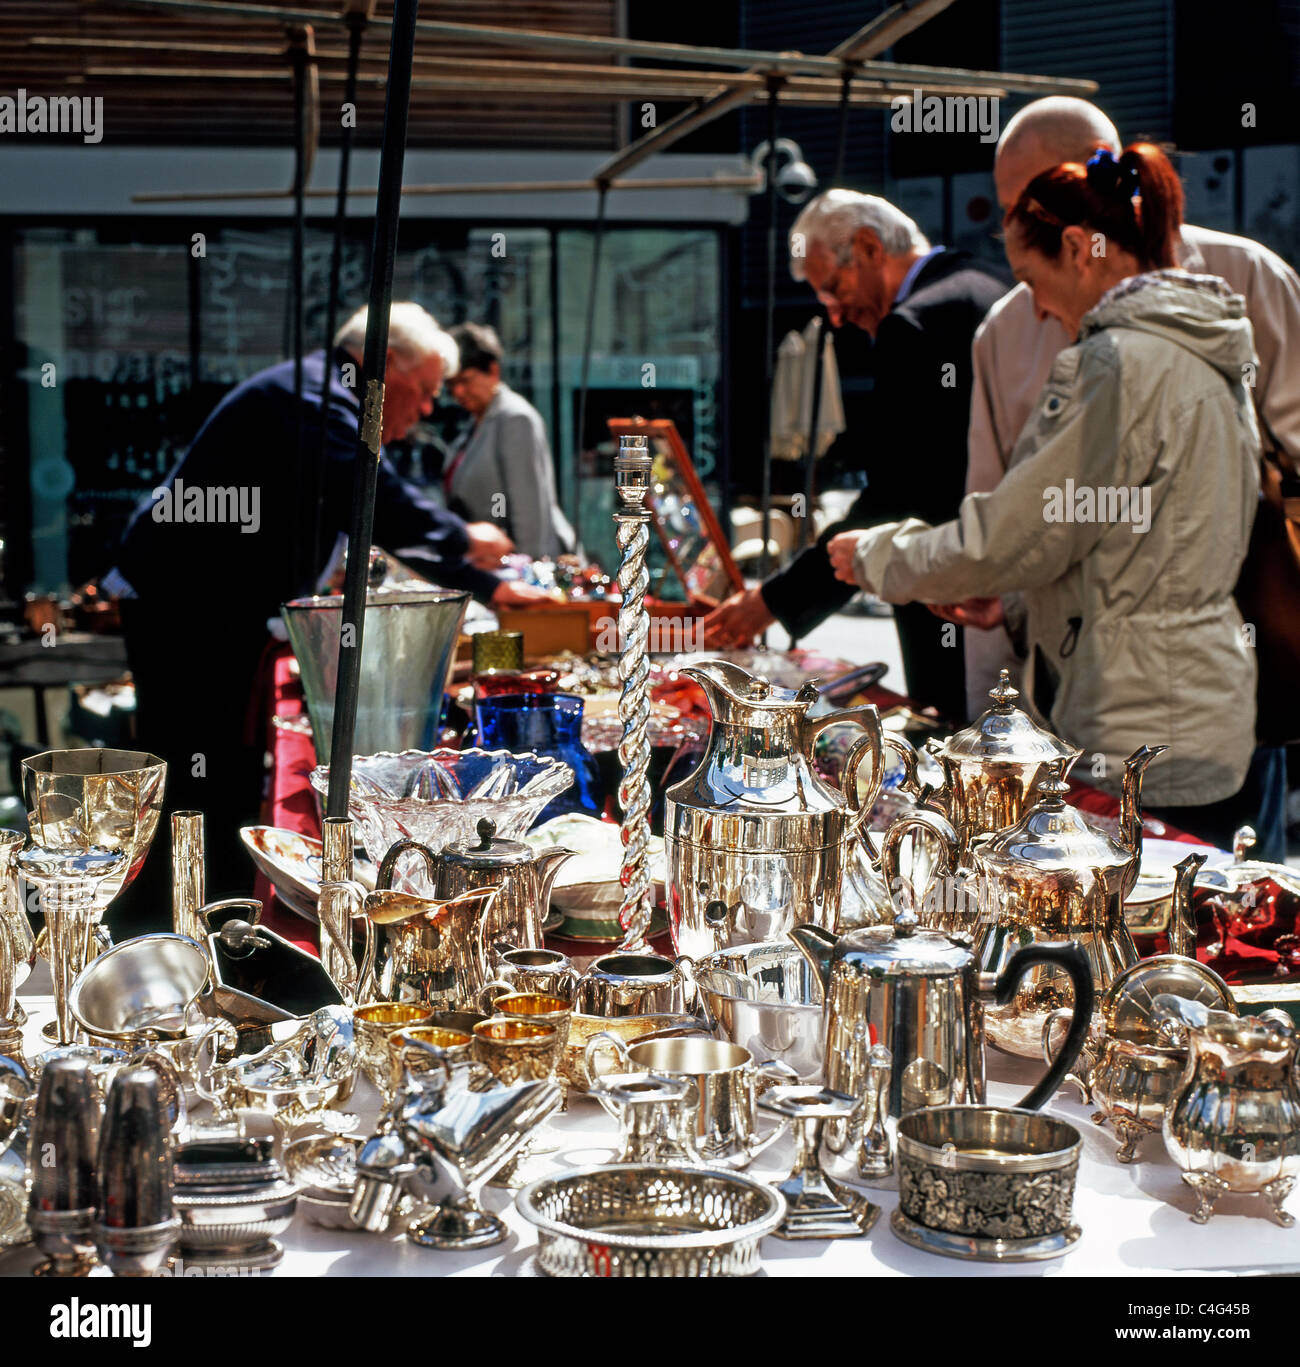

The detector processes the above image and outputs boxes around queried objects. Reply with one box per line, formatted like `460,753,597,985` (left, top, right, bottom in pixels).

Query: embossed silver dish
515,1164,783,1277
894,1106,1082,1263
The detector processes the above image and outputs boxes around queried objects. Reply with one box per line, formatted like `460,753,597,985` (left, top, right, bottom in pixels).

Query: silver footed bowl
309,749,573,893
516,1163,783,1277
67,933,209,1040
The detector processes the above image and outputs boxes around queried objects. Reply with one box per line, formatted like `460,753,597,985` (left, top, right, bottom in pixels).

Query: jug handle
355,901,378,1006
672,954,719,1035
879,808,959,923
804,704,884,839
375,839,439,894
478,979,515,1014
129,1038,190,1137
1039,1007,1096,1106
999,940,1096,1111
583,1030,632,1094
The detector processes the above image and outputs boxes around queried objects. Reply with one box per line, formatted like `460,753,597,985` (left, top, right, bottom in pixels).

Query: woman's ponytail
1118,142,1184,269
1008,141,1185,270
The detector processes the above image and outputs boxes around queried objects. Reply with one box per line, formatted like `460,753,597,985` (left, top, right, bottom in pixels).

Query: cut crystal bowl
309,749,574,889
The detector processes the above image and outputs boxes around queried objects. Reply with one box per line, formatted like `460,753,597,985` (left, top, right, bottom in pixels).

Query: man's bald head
994,97,1120,209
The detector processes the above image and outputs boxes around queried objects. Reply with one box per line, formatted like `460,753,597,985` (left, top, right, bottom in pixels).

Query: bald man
958,96,1300,721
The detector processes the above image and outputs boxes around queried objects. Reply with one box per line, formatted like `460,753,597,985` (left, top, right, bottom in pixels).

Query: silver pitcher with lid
664,660,886,961
924,670,1078,858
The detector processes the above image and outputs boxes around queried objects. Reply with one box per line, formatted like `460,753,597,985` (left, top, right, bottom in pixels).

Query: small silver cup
586,1034,795,1168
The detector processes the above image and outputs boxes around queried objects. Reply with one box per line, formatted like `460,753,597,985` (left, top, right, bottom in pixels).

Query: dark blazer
117,347,500,619
759,249,1007,717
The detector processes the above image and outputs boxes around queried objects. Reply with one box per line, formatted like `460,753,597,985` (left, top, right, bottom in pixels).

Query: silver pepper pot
28,1056,101,1276
95,1065,178,1277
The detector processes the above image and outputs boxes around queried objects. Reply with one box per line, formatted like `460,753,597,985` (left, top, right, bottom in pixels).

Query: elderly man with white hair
114,301,555,915
703,189,1006,722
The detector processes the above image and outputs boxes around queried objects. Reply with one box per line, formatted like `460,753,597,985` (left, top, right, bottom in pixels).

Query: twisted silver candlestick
613,433,654,951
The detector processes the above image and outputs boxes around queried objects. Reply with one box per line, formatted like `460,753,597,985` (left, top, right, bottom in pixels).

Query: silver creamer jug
664,660,884,960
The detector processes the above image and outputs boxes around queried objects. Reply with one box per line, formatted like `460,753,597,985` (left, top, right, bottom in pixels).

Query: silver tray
515,1164,783,1277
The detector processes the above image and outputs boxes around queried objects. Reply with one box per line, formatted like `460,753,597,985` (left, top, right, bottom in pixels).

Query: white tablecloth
4,969,1298,1279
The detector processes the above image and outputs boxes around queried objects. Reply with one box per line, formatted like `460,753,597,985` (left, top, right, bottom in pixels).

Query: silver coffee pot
664,660,887,960
790,809,1094,1150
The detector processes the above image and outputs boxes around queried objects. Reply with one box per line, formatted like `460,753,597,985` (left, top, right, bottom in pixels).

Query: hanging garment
769,317,845,461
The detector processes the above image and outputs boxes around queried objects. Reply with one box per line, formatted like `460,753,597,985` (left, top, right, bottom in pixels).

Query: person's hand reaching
701,588,775,648
466,522,514,569
491,580,562,609
827,531,868,586
926,597,1005,630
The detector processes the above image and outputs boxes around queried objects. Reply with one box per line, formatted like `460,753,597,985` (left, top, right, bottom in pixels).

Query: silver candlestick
613,433,654,952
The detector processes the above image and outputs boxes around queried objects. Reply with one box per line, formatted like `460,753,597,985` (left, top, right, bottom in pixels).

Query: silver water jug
664,660,884,961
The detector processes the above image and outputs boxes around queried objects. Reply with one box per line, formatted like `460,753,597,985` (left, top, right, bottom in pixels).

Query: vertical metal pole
572,181,609,545
613,433,653,953
548,229,562,510
796,68,852,558
324,0,422,822
186,244,202,428
289,30,309,589
170,811,205,943
758,77,782,583
312,10,367,583
791,70,852,647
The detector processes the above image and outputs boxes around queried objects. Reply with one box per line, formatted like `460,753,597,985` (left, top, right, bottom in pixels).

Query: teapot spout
534,846,578,919
1169,851,1206,958
1118,745,1167,893
787,923,838,994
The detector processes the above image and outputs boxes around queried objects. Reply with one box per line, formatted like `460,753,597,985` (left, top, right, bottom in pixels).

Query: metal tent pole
571,181,609,546
288,26,310,588
324,0,421,821
311,6,368,584
796,68,853,557
758,78,782,586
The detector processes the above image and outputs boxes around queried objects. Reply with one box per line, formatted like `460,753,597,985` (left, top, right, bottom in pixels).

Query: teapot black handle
996,940,1095,1112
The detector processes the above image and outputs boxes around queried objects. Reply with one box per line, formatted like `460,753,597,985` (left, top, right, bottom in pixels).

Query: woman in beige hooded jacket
829,144,1260,817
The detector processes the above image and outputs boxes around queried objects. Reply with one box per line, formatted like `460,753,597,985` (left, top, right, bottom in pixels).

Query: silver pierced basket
515,1164,783,1277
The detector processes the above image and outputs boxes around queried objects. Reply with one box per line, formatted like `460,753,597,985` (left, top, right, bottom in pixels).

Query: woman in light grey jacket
829,144,1261,828
446,323,575,560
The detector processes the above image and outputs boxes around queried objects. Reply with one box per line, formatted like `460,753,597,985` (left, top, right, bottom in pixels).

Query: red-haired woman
828,143,1262,840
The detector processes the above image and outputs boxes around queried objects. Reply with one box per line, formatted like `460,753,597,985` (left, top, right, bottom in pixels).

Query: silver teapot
923,670,1078,859
664,660,888,960
967,748,1164,1058
405,818,575,953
